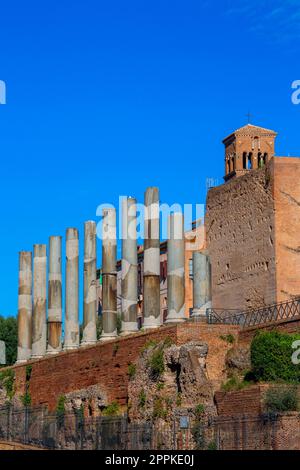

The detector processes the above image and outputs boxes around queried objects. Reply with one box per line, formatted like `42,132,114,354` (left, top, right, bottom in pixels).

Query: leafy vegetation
0,369,15,399
153,397,168,419
264,386,299,412
138,389,146,408
0,316,18,366
103,401,120,416
221,375,252,392
195,404,205,417
56,395,66,427
250,331,300,383
128,363,136,379
21,392,31,407
148,348,165,379
220,334,235,344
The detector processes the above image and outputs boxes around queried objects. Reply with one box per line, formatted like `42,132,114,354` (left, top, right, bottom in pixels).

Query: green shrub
0,369,15,400
21,392,31,407
207,440,217,450
153,397,168,419
116,315,122,335
25,365,32,382
56,395,66,427
103,401,120,416
250,331,300,383
156,382,164,391
148,348,165,379
222,375,251,392
195,404,205,417
264,386,298,412
138,389,146,408
128,363,136,379
220,334,235,344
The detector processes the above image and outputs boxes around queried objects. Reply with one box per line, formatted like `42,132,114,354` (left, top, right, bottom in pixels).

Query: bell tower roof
223,124,277,144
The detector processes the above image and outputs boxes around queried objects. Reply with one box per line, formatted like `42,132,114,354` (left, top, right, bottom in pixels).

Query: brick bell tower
223,124,277,182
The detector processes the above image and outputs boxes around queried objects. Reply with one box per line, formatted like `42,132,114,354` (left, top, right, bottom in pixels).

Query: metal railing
207,297,300,329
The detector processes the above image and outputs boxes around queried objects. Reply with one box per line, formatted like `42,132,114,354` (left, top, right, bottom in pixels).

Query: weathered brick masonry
8,323,239,411
206,157,300,311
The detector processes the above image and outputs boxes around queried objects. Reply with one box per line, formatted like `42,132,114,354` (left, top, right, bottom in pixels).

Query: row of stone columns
17,187,212,363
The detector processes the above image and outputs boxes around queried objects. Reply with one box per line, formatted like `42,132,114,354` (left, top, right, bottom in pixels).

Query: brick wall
215,385,269,416
5,322,238,411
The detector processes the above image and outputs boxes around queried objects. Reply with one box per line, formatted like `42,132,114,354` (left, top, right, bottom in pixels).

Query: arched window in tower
252,136,260,151
227,158,230,174
263,153,268,165
247,152,253,170
243,152,247,169
232,156,235,171
258,152,262,168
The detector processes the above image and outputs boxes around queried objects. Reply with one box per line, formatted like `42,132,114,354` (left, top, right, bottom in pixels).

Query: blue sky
0,0,300,319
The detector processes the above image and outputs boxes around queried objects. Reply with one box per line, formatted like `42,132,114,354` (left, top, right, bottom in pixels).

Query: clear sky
1,0,300,319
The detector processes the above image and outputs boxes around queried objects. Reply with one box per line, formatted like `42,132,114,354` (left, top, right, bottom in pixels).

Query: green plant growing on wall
0,369,15,400
141,339,158,353
128,363,136,379
250,331,300,383
103,401,120,416
56,395,66,427
264,386,299,412
153,397,168,419
148,347,165,380
116,314,122,335
25,365,32,382
138,389,146,408
195,403,205,417
220,334,235,345
21,392,31,407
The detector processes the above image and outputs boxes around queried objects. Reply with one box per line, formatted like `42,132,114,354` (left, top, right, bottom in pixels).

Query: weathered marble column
101,208,118,341
31,244,47,358
166,213,186,323
82,221,97,345
192,251,212,319
47,236,62,354
143,187,161,329
121,197,138,335
17,251,32,363
64,228,80,350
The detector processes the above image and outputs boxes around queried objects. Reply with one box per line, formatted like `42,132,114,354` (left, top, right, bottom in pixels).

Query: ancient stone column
64,228,80,350
192,251,212,319
17,252,32,363
166,213,186,323
82,221,97,345
31,244,47,358
143,187,161,329
121,197,138,335
47,236,62,354
101,208,118,341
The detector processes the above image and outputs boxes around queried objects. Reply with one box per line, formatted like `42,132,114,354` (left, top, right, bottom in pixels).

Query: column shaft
17,252,32,363
64,228,80,349
47,236,62,354
101,208,117,340
121,197,138,334
192,251,212,319
166,213,186,323
143,187,161,329
82,221,97,345
32,244,47,358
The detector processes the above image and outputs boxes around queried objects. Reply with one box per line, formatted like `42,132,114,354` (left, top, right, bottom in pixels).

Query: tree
0,316,18,366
